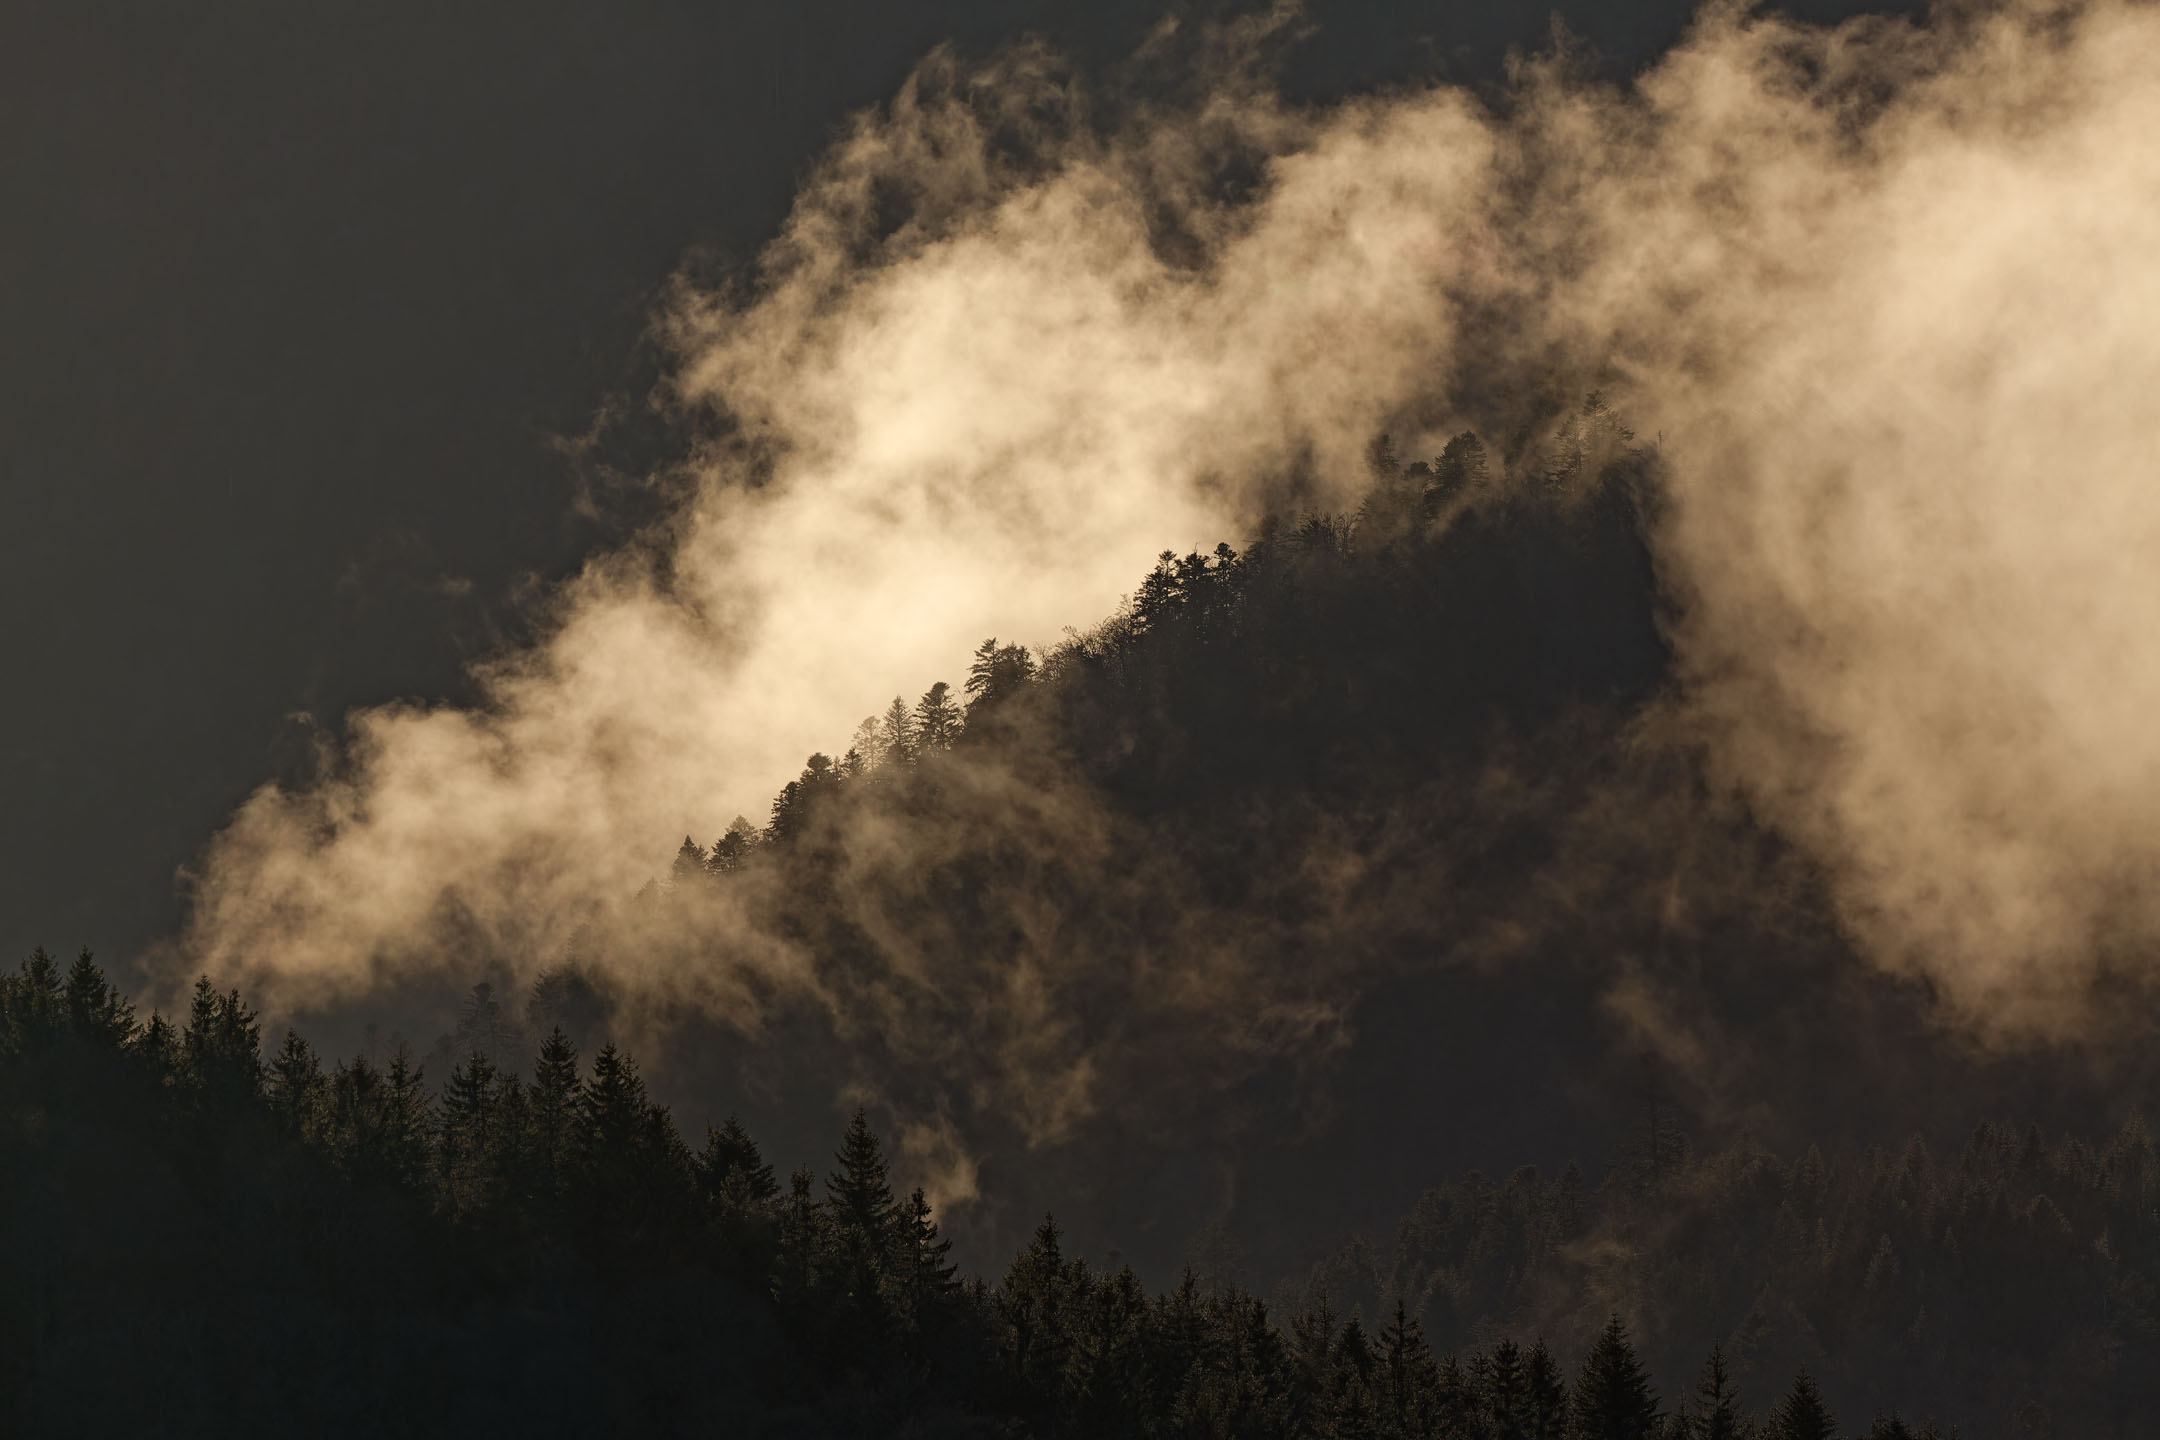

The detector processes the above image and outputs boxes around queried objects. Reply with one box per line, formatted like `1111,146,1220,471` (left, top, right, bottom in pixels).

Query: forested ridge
9,416,2158,1435
7,948,2156,1436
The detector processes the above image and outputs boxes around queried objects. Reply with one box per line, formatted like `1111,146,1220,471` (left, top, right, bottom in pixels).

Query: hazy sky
1,0,1906,976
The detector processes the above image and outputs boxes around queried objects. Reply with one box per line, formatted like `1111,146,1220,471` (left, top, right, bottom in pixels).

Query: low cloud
177,0,2160,1162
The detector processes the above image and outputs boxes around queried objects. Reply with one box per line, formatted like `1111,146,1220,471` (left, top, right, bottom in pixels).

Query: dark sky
0,0,1897,975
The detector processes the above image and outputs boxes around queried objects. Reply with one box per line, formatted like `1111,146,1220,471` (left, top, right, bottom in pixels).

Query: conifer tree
1572,1316,1661,1440
698,1114,779,1214
669,835,707,889
382,1049,433,1187
998,1214,1074,1413
0,948,65,1058
774,1163,828,1322
440,1050,517,1222
1525,1339,1569,1440
706,816,758,875
1678,1344,1751,1440
912,681,962,751
327,1049,430,1189
965,637,1036,718
1378,1300,1441,1437
1486,1337,1531,1440
267,1029,327,1138
528,1025,581,1208
894,1185,960,1343
62,949,132,1046
878,695,916,767
132,1009,179,1079
697,1114,780,1278
1764,1370,1836,1440
181,976,261,1106
1432,1351,1480,1440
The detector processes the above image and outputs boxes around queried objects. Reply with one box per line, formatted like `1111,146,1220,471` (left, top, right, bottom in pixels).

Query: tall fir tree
912,681,962,751
528,1025,581,1209
1572,1316,1661,1440
1377,1300,1440,1438
62,949,132,1047
1525,1339,1569,1440
1678,1344,1751,1440
1765,1370,1837,1440
267,1029,327,1139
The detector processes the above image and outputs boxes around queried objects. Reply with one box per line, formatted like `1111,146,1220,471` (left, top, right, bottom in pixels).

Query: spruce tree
1572,1316,1661,1440
62,949,132,1046
878,695,916,767
1679,1344,1751,1440
439,1051,507,1222
699,1115,780,1279
1764,1370,1836,1440
998,1215,1074,1413
181,976,261,1107
7,947,65,1044
1525,1339,1568,1440
698,1114,779,1213
774,1163,828,1323
912,681,962,751
1486,1337,1531,1440
1378,1300,1440,1436
669,836,707,888
706,817,758,875
528,1025,581,1209
267,1029,326,1138
894,1185,959,1343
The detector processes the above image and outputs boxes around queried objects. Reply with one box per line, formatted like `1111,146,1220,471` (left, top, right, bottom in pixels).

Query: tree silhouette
1573,1316,1661,1440
1765,1370,1837,1440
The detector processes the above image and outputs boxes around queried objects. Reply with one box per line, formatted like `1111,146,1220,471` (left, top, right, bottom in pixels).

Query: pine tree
181,976,261,1107
912,681,962,751
1572,1316,1661,1440
132,1009,179,1081
1526,1339,1568,1440
766,753,838,844
267,1029,327,1138
774,1163,827,1322
1764,1370,1836,1440
62,949,132,1046
847,715,881,773
327,1048,431,1189
893,1185,960,1344
669,835,707,889
1433,1352,1480,1440
528,1025,581,1209
3,947,66,1050
825,1108,898,1334
698,1114,779,1213
1486,1337,1531,1440
999,1214,1074,1413
440,1050,511,1222
1378,1300,1440,1437
698,1115,780,1278
707,816,758,876
878,695,916,767
965,637,1036,718
1677,1344,1751,1440
452,981,520,1069
382,1048,434,1188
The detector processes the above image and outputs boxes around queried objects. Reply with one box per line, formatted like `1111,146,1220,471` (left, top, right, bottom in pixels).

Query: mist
173,0,2160,1186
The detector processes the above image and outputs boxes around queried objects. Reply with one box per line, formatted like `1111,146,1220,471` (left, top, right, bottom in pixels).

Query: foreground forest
12,948,2151,1436
10,418,2157,1435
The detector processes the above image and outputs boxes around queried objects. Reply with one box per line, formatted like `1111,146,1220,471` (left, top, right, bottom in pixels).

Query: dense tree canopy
6,421,2154,1435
